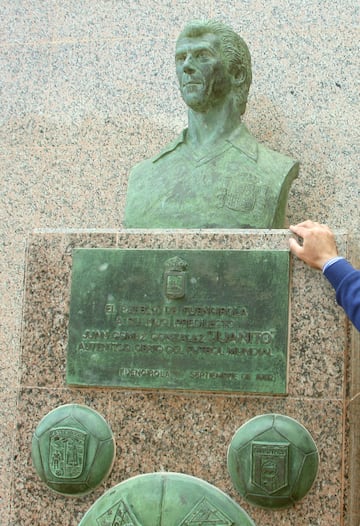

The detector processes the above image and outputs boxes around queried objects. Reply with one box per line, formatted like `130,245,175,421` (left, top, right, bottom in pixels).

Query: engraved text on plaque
66,249,290,393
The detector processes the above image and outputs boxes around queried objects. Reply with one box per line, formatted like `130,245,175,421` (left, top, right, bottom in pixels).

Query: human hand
289,220,338,270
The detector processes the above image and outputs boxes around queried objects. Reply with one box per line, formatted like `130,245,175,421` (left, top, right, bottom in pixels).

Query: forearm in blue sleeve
323,259,360,331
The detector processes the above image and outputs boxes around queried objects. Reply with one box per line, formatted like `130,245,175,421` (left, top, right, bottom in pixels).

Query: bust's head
176,20,252,115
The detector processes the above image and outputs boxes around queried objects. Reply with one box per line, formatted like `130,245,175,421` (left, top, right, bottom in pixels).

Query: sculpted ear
231,65,246,86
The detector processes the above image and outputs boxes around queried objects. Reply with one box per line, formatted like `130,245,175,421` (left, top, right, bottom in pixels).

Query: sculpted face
175,33,233,112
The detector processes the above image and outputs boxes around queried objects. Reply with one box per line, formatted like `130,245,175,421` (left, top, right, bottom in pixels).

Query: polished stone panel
9,230,349,525
67,248,290,393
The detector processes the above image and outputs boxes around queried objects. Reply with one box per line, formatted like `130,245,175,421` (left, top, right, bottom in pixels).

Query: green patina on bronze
227,414,319,509
67,248,290,393
78,472,256,525
124,19,298,229
31,404,116,496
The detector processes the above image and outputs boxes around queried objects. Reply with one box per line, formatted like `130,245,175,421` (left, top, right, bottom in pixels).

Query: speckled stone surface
8,229,350,525
347,235,360,526
0,2,358,525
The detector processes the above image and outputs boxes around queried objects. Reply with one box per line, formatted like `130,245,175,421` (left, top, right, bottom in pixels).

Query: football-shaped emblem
31,404,115,496
78,472,256,525
227,413,319,509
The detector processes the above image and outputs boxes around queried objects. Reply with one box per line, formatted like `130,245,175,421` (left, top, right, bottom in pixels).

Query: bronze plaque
78,472,256,525
227,414,319,508
66,249,290,393
31,404,116,496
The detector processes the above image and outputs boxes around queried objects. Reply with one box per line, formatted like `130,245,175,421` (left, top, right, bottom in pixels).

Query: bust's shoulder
229,123,298,173
130,129,187,178
129,156,153,179
257,140,299,174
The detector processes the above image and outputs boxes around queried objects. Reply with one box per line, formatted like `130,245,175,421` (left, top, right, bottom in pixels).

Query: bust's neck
186,98,241,149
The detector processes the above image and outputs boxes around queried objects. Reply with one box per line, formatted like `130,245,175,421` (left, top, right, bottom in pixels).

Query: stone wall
14,230,350,524
1,2,358,525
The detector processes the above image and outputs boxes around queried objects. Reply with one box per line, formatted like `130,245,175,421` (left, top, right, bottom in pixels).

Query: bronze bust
124,20,299,228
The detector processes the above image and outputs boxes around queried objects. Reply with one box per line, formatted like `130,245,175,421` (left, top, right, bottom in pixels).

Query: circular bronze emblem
31,404,115,496
227,413,319,509
79,472,256,525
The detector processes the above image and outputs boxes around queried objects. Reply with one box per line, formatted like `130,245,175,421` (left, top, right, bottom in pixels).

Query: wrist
322,256,345,273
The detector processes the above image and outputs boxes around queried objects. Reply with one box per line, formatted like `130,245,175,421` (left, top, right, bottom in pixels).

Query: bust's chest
146,145,278,228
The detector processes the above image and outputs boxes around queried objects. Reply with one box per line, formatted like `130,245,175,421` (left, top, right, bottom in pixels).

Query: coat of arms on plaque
49,428,86,479
164,256,188,299
252,441,289,494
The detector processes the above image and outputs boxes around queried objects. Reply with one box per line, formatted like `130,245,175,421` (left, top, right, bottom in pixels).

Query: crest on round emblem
49,428,86,479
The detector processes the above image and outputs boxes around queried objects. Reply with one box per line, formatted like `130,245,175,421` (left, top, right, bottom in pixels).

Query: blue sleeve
323,259,360,331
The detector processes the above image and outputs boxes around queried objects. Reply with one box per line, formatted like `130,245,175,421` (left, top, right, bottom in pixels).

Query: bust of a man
124,20,299,228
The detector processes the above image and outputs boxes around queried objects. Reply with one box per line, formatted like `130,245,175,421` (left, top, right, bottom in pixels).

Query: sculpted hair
177,20,252,115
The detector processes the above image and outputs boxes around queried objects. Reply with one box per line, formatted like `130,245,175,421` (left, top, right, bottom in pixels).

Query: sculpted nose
183,54,195,73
